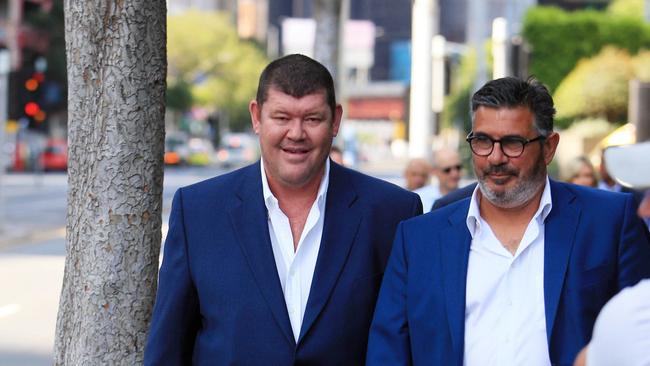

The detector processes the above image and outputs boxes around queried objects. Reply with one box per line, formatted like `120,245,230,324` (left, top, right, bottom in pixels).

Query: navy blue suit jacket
367,181,650,366
145,161,422,365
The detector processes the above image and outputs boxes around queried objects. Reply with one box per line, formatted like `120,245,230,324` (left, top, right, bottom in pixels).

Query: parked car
216,133,258,168
186,137,215,166
39,138,68,171
164,134,189,166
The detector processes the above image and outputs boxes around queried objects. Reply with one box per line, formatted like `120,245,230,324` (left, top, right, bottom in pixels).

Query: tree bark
313,0,342,82
54,1,166,364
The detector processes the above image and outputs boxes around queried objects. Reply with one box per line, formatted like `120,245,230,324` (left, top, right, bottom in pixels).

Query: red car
39,139,68,171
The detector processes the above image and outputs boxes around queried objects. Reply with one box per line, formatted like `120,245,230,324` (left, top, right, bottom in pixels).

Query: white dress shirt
261,159,329,342
464,177,553,366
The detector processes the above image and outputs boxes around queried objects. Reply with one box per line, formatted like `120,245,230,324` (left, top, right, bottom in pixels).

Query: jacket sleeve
366,222,413,366
144,189,200,365
617,193,650,290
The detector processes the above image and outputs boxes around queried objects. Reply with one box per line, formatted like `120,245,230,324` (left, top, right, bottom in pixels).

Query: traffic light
24,71,46,125
8,55,48,129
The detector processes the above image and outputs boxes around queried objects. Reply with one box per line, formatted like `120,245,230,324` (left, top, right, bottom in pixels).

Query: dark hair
256,54,336,114
471,76,556,136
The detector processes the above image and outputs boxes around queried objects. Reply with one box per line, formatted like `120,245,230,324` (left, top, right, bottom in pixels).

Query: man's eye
502,138,523,146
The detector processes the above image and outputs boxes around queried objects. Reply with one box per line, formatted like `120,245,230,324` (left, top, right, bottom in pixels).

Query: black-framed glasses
441,164,462,174
466,132,546,158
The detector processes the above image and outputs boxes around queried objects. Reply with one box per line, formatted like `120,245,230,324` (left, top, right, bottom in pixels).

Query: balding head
432,148,462,195
404,158,431,191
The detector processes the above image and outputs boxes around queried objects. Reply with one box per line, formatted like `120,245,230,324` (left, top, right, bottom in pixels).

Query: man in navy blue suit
367,77,650,366
144,54,422,365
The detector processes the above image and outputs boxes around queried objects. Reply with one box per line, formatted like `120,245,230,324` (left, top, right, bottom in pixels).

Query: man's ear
544,132,560,166
249,100,261,134
332,104,343,137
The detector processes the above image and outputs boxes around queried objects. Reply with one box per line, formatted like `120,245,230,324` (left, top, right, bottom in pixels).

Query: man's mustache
483,164,518,176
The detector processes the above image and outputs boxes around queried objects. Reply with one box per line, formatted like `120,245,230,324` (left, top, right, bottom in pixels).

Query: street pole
492,17,509,79
468,0,489,93
0,49,10,233
409,0,438,159
431,35,445,116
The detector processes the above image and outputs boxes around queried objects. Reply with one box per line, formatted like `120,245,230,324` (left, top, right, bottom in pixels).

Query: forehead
263,87,328,110
473,106,535,136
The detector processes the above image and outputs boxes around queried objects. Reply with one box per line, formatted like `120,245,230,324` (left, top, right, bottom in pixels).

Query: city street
0,163,403,365
0,166,226,365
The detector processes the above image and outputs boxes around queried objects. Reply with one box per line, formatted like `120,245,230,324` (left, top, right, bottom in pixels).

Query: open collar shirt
464,177,553,366
260,159,330,342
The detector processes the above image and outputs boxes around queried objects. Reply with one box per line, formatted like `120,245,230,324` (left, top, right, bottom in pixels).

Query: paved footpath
0,238,65,365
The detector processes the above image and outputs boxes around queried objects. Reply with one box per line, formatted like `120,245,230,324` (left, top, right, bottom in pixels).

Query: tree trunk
54,1,166,364
313,0,342,82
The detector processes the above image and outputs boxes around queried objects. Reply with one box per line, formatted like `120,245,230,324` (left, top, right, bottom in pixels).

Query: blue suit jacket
145,161,422,365
367,181,650,366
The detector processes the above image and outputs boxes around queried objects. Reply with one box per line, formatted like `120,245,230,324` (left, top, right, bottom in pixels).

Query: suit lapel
543,181,580,345
440,202,472,359
229,163,294,345
298,164,362,344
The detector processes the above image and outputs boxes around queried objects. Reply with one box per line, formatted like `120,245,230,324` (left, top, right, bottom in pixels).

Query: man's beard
477,154,546,209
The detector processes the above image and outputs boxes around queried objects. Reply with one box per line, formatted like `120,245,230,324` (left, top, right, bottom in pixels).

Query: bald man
414,148,463,211
404,158,431,191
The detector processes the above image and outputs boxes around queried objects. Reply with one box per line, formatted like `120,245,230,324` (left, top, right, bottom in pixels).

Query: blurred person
329,145,344,165
145,54,422,365
573,142,650,366
564,156,597,187
403,158,431,191
414,148,463,211
367,76,650,366
573,279,650,366
599,149,645,213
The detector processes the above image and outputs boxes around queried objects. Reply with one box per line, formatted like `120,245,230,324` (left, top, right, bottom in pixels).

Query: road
0,166,224,366
0,164,402,365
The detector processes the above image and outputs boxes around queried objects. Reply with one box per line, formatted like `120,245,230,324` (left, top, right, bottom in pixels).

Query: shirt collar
260,158,330,210
466,176,553,238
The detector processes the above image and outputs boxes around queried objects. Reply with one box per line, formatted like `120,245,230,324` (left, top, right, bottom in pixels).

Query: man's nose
487,142,509,165
286,119,305,140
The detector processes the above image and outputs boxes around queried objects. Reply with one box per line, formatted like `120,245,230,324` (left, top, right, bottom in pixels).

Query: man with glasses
414,148,463,211
367,77,650,366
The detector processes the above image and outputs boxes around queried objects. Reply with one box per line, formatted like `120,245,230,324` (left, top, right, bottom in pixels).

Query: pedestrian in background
329,145,344,165
414,147,463,211
367,76,650,366
403,158,431,191
563,155,597,187
144,54,422,365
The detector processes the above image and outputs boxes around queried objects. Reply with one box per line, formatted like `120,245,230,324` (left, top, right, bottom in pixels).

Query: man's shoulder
552,180,630,209
333,164,416,199
403,197,470,231
180,163,257,198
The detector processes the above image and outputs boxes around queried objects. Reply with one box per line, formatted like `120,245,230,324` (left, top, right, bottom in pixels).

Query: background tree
313,0,342,82
167,11,267,131
554,47,635,125
608,0,645,19
54,1,166,364
522,6,650,91
553,47,650,127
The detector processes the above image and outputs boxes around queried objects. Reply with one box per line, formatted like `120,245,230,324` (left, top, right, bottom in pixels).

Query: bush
522,6,650,91
553,47,635,125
